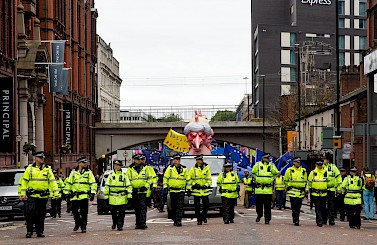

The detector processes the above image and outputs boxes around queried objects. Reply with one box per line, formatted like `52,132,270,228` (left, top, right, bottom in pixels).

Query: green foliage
211,110,236,121
159,113,182,122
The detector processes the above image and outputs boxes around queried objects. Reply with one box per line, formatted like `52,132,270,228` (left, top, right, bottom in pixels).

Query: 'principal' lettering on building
2,90,10,140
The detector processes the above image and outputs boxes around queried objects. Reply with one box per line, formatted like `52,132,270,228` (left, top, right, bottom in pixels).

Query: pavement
0,222,13,228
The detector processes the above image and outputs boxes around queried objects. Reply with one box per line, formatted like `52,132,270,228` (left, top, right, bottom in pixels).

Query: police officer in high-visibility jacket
126,154,153,229
252,153,278,224
274,171,286,210
64,157,97,233
51,169,65,218
163,154,189,227
323,154,342,225
342,167,363,229
217,161,240,224
243,170,253,208
284,157,307,226
19,152,59,238
307,161,328,227
104,160,132,231
188,155,212,225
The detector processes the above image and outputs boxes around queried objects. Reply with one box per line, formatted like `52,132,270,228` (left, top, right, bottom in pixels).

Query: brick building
0,1,17,168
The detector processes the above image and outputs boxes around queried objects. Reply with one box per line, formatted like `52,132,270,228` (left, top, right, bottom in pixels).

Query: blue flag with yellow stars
142,150,162,166
224,144,250,168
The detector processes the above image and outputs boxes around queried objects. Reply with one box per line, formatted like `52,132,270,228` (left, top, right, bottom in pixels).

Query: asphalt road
1,203,377,245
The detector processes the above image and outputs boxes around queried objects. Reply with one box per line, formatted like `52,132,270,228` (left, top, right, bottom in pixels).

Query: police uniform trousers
111,204,126,228
170,192,185,222
51,198,62,217
290,197,303,223
336,193,346,220
194,196,209,222
221,197,236,222
312,196,327,225
25,197,48,234
347,204,361,228
132,191,147,227
325,191,336,223
71,199,89,228
256,194,272,222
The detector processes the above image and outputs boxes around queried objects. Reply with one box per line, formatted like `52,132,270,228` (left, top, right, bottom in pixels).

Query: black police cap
261,153,270,158
33,151,45,158
292,157,301,162
113,160,123,166
195,155,203,160
77,156,88,163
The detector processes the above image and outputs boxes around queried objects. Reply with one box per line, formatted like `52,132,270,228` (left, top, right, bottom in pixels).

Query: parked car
0,169,25,219
97,168,132,215
167,155,225,219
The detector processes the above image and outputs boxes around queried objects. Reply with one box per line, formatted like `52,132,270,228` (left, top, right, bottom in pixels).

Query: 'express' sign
301,0,332,6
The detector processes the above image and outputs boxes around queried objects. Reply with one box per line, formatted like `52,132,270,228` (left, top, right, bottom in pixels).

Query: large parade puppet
183,111,214,155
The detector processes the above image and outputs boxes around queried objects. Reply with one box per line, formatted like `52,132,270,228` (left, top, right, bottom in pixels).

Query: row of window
339,35,367,50
338,18,366,29
120,117,144,121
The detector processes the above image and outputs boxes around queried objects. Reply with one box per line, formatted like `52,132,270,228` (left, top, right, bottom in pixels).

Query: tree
159,113,182,122
146,114,157,122
211,110,236,121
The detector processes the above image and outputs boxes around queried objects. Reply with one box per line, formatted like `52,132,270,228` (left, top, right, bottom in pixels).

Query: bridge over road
94,121,280,159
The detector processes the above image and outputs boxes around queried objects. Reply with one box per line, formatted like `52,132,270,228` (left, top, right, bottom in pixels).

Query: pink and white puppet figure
184,111,214,155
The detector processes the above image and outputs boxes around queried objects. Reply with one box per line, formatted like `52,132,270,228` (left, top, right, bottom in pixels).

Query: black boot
203,218,208,223
36,233,45,237
26,232,32,238
176,220,182,227
81,226,86,233
73,225,80,231
112,224,116,230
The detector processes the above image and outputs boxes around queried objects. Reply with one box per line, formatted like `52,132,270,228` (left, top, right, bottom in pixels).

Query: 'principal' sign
0,77,14,153
63,103,73,147
301,0,332,6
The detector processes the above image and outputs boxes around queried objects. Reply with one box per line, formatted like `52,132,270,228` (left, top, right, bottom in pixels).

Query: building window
339,18,345,28
339,52,345,66
290,33,296,46
359,36,366,50
338,0,345,15
290,67,296,82
359,19,366,29
290,50,296,64
359,2,366,17
339,36,345,49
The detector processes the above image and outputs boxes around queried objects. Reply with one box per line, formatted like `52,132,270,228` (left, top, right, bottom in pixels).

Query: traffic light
333,136,342,149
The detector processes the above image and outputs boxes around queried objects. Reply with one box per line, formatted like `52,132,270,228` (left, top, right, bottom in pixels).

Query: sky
95,0,251,108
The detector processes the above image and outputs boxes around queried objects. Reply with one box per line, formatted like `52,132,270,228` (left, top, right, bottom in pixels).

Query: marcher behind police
64,157,97,233
217,161,240,224
163,154,189,226
252,153,278,224
242,170,253,208
51,169,65,218
188,155,212,225
104,160,132,231
19,152,59,238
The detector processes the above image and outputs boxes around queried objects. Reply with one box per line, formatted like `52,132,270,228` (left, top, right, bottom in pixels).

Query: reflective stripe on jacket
188,164,212,196
252,161,278,194
342,175,363,205
104,170,132,205
126,165,151,193
324,163,342,192
243,177,253,192
64,168,97,201
217,171,240,198
274,176,285,191
284,166,307,198
163,165,189,193
20,164,59,198
307,167,328,197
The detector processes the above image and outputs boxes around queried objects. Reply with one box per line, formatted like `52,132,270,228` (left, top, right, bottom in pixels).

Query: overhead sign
0,77,14,153
301,0,332,6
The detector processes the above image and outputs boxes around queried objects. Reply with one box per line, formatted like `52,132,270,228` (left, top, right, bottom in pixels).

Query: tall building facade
0,1,17,168
252,0,367,119
97,35,122,123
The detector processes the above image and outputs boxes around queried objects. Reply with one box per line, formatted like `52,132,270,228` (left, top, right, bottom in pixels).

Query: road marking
340,227,344,229
228,229,233,231
251,229,256,231
368,235,373,237
4,236,9,237
205,230,211,232
116,233,121,235
183,231,188,233
280,224,285,226
93,234,98,236
147,218,196,224
48,235,54,237
161,232,166,234
320,233,325,235
343,234,348,236
240,222,244,224
274,230,280,232
71,235,76,237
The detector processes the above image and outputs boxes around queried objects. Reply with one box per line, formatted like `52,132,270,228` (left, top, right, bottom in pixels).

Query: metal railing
99,105,240,123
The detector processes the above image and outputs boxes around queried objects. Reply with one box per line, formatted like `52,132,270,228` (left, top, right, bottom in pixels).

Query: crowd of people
18,151,377,238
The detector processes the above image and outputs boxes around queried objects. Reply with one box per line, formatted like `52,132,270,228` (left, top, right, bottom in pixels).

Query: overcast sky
95,0,251,108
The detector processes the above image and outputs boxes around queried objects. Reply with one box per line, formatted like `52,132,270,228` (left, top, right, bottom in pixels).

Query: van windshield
180,158,224,175
0,172,24,186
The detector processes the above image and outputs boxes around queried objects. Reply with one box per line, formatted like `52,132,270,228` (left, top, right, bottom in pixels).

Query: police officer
51,169,65,218
217,161,240,224
19,151,59,238
337,167,347,221
104,160,132,231
243,170,253,208
342,167,363,229
274,171,286,210
126,154,153,229
307,161,328,227
163,154,189,226
188,155,212,225
284,157,307,226
252,153,278,224
64,157,97,233
323,153,342,225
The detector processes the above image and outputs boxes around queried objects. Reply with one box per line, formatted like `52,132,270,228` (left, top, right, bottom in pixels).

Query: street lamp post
243,77,249,121
110,135,113,169
295,44,302,150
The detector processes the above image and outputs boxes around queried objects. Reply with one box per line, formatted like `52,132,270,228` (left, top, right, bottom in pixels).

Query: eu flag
142,150,162,166
224,144,250,168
